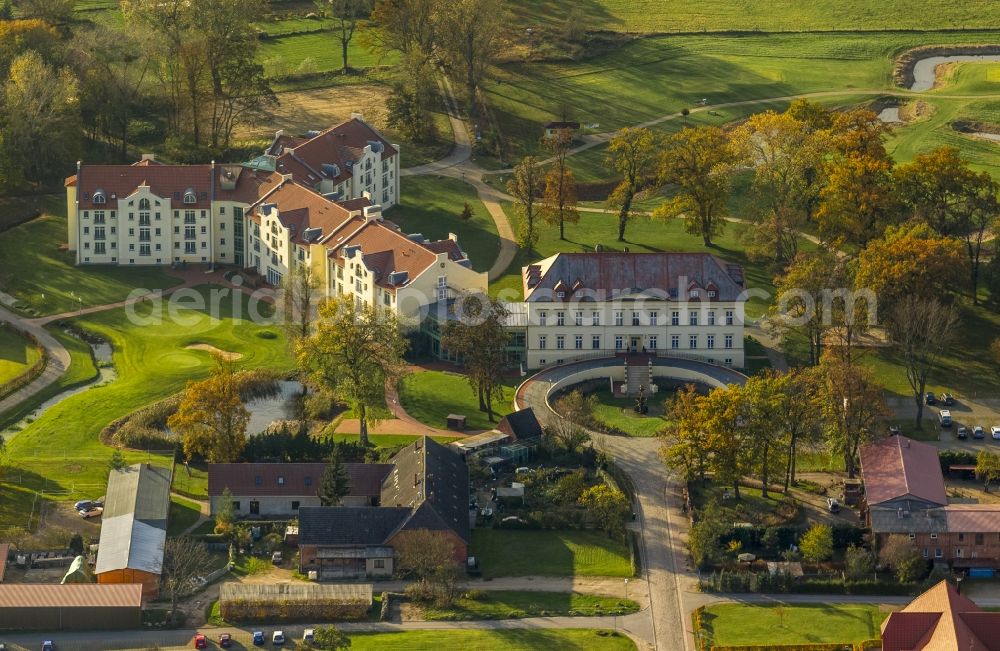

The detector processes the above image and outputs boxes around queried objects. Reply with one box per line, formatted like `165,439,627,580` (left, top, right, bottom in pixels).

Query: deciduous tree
318,450,351,505
507,156,544,252
605,127,657,241
312,626,352,650
315,0,373,73
214,487,238,539
879,534,925,583
441,295,510,422
297,295,407,446
168,356,250,463
661,385,711,485
280,264,322,345
161,536,215,623
770,251,842,366
977,450,1000,492
434,0,504,115
799,523,833,563
654,126,733,246
816,153,899,246
540,131,579,240
817,355,890,478
394,529,461,606
578,484,631,538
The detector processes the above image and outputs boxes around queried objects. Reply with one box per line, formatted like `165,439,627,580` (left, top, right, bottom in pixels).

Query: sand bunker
185,343,243,361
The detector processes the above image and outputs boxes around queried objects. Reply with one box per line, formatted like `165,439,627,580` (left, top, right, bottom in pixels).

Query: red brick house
881,580,1000,651
298,437,470,580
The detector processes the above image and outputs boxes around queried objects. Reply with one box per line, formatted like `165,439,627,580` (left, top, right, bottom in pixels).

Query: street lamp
624,578,629,600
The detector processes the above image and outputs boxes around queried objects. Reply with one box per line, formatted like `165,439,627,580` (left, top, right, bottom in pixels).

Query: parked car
888,425,902,436
194,635,207,649
78,506,103,519
974,426,985,439
515,467,533,474
957,426,969,439
303,629,315,644
219,633,232,648
942,393,955,406
42,643,54,651
272,631,286,646
925,392,937,405
826,497,841,513
252,631,265,646
939,410,953,427
992,426,1000,440
271,551,282,565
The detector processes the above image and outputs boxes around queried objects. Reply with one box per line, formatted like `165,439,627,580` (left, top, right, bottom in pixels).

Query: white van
939,410,952,427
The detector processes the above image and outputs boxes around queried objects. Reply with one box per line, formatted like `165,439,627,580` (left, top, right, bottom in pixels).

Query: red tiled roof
942,504,1000,532
881,580,1000,651
208,463,394,498
329,221,440,291
276,118,398,187
0,583,143,608
424,238,466,262
859,435,947,507
75,164,214,208
250,181,362,246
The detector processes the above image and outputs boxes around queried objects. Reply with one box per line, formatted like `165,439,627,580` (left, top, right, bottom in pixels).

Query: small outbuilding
0,583,142,630
446,414,466,430
219,582,373,622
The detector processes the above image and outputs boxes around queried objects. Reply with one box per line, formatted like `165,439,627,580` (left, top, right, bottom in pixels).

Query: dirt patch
952,119,1000,135
899,100,936,123
185,344,243,361
236,85,389,140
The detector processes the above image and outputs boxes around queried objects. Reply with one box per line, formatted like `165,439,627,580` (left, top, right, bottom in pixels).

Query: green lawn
348,629,635,651
507,0,1000,32
0,326,42,386
0,204,181,316
397,370,516,432
385,176,500,273
471,529,633,578
698,603,887,647
589,389,669,438
422,591,639,620
259,30,398,76
172,461,209,500
331,433,461,448
1,287,293,519
167,495,203,536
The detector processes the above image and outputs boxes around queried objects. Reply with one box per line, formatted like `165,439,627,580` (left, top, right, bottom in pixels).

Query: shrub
799,524,833,563
844,544,874,581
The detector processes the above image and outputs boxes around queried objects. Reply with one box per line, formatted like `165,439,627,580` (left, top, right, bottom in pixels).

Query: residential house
207,462,394,517
95,463,172,598
881,579,1000,651
520,252,748,369
298,437,471,580
862,435,1000,570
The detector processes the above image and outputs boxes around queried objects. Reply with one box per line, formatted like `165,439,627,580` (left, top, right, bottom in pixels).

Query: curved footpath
0,305,71,419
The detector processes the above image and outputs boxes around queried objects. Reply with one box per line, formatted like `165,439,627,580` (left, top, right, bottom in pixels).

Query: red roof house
881,580,1000,651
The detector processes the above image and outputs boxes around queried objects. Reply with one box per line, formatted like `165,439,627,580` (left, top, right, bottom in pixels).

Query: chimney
448,232,458,242
275,129,284,139
281,173,294,183
351,112,364,122
141,153,156,162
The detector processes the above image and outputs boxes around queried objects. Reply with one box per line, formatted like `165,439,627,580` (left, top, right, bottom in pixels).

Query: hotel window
707,335,715,349
592,335,601,349
724,358,732,366
689,335,697,349
437,276,447,301
94,242,105,255
632,311,640,326
615,311,624,326
708,290,717,298
725,310,734,325
94,227,105,241
93,192,106,205
724,334,734,349
556,311,565,326
592,311,600,326
575,311,583,326
649,335,657,350
650,311,658,326
690,289,699,298
94,211,105,224
83,226,89,235
615,336,624,350
185,242,196,254
184,210,196,224
556,335,565,350
538,335,547,350
671,311,679,326
935,548,942,558
671,335,680,349
139,243,151,256
374,559,385,569
689,310,698,326
708,311,716,326
185,226,196,239
539,311,547,326
574,335,583,350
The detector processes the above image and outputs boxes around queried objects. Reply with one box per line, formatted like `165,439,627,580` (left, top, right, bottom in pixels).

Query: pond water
970,131,1000,142
877,107,901,123
1,338,117,439
910,54,1000,91
245,380,304,435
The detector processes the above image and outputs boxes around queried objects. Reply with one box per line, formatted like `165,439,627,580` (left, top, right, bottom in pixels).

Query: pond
910,54,1000,91
245,380,304,435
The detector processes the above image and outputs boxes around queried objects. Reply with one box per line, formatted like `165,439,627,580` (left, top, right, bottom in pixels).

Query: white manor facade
519,252,748,369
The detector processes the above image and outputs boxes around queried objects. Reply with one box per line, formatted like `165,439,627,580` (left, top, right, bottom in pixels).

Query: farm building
0,583,142,630
219,582,372,622
95,463,172,598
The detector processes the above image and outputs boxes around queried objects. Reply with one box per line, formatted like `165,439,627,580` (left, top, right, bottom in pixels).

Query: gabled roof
96,463,172,576
208,463,393,498
74,164,214,209
0,584,143,609
250,180,366,246
881,580,1000,651
274,118,398,188
298,506,410,546
860,435,947,508
498,408,543,441
523,252,746,302
382,437,471,543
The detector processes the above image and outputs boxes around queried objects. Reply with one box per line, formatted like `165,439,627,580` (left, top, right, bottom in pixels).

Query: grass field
397,370,516,432
330,433,461,447
590,389,670,438
167,495,203,536
507,0,1000,33
471,529,633,578
348,629,635,651
421,590,640,620
2,288,293,519
698,603,888,647
0,327,42,386
0,204,181,316
386,176,500,273
260,31,398,76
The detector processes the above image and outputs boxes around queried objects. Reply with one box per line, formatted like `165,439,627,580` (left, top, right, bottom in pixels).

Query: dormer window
708,290,717,298
183,189,197,204
690,289,699,298
93,190,106,205
139,198,150,210
557,291,565,298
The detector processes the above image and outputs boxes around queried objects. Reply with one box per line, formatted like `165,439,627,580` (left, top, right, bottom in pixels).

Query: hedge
699,570,917,596
720,524,865,552
220,598,369,622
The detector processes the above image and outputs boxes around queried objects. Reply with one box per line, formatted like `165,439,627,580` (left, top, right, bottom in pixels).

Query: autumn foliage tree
168,356,250,463
507,155,545,252
540,131,579,240
605,127,657,241
816,355,890,478
816,153,899,247
441,294,510,422
654,126,733,246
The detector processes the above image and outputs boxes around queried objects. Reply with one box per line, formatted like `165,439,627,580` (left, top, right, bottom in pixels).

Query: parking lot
889,394,1000,452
